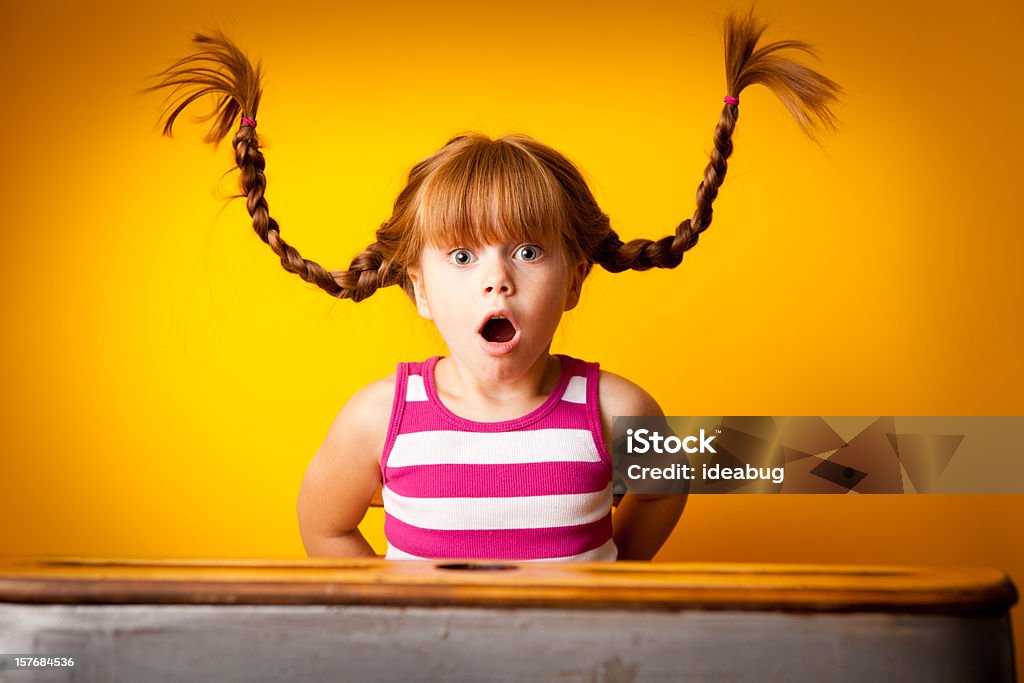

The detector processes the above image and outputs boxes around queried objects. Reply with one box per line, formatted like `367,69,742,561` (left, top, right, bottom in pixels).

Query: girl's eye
448,248,475,266
516,245,543,262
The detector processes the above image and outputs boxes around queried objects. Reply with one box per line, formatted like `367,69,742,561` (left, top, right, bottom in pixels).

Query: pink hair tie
723,96,739,106
240,116,257,128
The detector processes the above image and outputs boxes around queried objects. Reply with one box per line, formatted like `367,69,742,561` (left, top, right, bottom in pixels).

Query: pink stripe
400,397,590,434
385,513,613,560
386,462,610,498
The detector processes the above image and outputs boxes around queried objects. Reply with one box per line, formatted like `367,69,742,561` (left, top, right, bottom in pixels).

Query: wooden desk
0,558,1017,682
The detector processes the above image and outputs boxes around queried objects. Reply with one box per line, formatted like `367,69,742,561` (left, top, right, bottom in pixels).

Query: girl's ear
406,266,433,320
564,261,588,312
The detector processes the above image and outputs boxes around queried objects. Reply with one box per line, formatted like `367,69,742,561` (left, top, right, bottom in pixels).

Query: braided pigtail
145,32,395,301
592,10,842,273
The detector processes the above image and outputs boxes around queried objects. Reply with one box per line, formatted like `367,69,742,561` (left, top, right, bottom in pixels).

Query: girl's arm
296,376,394,558
598,371,687,561
611,492,687,561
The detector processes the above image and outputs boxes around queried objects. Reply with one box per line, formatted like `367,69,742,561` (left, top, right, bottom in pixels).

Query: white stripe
561,375,587,404
382,485,612,531
405,374,428,402
385,545,431,561
523,538,619,562
384,538,618,562
387,428,601,468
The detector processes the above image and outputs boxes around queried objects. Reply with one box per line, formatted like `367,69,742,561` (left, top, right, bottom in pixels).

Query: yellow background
1,0,1022,672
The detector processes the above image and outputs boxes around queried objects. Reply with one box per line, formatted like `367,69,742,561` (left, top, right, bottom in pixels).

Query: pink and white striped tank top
380,354,617,562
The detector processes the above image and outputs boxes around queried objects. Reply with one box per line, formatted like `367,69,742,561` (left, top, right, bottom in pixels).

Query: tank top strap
562,356,612,471
380,358,435,473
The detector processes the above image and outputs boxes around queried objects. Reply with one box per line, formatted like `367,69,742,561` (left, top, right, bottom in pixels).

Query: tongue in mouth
481,317,516,343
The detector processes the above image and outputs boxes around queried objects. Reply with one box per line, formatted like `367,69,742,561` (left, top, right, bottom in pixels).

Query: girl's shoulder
592,369,663,477
343,372,398,431
596,368,663,418
319,373,397,468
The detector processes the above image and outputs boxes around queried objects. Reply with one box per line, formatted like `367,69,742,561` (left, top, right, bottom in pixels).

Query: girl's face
407,238,585,384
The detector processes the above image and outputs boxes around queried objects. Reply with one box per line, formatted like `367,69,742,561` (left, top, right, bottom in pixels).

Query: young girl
148,11,839,561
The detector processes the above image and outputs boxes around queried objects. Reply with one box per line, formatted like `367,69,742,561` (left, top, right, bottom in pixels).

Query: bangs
411,139,571,252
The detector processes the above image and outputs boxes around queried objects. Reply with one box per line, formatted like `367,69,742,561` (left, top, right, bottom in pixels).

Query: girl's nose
483,258,515,296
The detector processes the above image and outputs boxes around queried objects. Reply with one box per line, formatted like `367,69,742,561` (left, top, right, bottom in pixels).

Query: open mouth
478,312,519,343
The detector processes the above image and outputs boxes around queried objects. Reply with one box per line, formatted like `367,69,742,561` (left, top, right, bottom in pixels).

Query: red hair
146,10,840,302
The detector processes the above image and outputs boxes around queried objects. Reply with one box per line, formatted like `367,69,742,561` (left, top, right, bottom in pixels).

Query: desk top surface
0,557,1016,614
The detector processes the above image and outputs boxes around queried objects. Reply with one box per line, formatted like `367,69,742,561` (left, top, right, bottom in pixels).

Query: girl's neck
433,352,562,422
